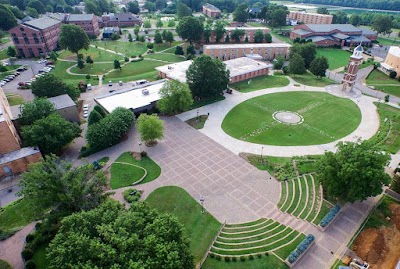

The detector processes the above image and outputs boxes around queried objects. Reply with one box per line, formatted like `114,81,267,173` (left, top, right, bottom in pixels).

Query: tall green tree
127,0,140,13
316,7,329,14
254,30,264,43
270,8,287,28
157,80,193,115
86,55,93,64
19,155,107,214
47,201,194,269
176,16,204,44
372,15,393,36
114,59,121,70
19,98,56,126
21,114,81,155
156,19,163,29
288,53,306,77
204,25,211,43
137,114,164,145
233,3,249,23
265,33,272,43
31,74,80,100
164,31,174,43
317,141,391,202
309,56,329,79
27,0,45,14
59,24,90,56
176,2,192,18
88,109,103,125
154,32,163,44
0,4,17,31
350,14,361,26
186,55,229,100
214,21,226,43
290,42,317,69
6,46,16,57
26,7,39,18
230,28,245,42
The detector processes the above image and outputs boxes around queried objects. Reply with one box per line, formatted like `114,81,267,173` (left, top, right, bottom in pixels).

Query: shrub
25,260,36,269
124,57,129,62
21,248,34,260
265,252,269,256
85,74,90,79
209,253,215,259
25,234,35,243
123,188,141,204
320,204,340,227
224,256,231,262
257,253,262,258
216,255,221,261
240,256,246,261
232,256,237,262
389,71,397,78
249,255,254,260
140,151,148,158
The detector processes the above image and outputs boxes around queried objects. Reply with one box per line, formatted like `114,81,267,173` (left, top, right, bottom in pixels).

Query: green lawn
92,41,147,57
222,92,361,146
146,186,221,264
364,195,398,229
0,49,8,60
0,199,38,231
376,37,400,46
202,254,289,269
145,53,186,62
290,71,335,87
0,260,11,269
70,63,113,75
312,200,332,225
110,152,161,189
52,61,98,86
106,59,164,82
190,95,226,110
316,48,351,70
6,93,25,106
366,70,400,98
58,46,123,62
231,75,290,92
32,243,50,269
153,41,182,52
185,115,208,129
369,103,400,153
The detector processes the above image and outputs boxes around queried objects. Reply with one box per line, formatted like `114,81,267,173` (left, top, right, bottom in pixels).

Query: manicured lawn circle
221,92,361,146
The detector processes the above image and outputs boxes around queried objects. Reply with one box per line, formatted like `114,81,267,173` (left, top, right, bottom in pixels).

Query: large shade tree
19,155,107,214
59,24,90,56
157,80,193,115
0,4,17,31
31,74,80,100
47,201,194,269
309,56,329,79
186,55,229,100
19,98,56,126
176,16,204,44
317,141,391,202
137,114,164,145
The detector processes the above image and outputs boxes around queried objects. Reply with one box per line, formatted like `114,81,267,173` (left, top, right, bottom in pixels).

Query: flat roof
0,147,40,165
388,46,400,57
67,14,95,22
156,57,271,82
203,3,221,12
225,27,270,31
204,43,291,50
24,17,61,30
95,80,166,113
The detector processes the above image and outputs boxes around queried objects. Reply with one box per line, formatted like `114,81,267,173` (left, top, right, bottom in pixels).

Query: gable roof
203,3,221,12
110,13,141,22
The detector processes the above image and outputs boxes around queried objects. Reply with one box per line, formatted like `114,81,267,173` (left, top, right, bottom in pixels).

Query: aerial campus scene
0,0,400,268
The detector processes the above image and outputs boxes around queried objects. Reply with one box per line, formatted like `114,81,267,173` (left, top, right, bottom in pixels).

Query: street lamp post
260,146,264,160
138,141,142,152
196,109,199,122
200,196,205,213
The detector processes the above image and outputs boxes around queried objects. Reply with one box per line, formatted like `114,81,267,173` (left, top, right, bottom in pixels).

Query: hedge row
319,204,341,228
209,252,268,262
288,234,315,264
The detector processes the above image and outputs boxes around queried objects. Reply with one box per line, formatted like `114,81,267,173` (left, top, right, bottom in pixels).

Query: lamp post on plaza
200,196,205,213
138,141,142,152
196,109,199,122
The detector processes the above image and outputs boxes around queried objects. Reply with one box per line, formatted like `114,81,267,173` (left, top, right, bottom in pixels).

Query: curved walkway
176,77,380,157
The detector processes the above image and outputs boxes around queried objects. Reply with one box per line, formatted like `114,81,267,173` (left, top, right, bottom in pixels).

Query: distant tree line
295,0,400,12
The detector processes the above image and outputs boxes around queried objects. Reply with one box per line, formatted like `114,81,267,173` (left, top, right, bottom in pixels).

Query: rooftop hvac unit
142,89,149,95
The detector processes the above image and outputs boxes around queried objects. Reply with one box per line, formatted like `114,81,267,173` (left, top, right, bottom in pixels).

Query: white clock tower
341,45,364,92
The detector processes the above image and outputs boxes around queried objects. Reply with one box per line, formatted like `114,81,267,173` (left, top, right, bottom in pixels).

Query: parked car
16,67,25,72
108,81,113,86
83,111,89,118
109,90,115,93
118,81,123,86
83,104,89,111
0,81,6,86
87,84,92,90
14,72,20,76
45,61,54,66
18,82,27,86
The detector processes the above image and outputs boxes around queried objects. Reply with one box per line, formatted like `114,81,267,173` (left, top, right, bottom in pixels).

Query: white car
83,111,89,118
0,81,6,86
83,104,89,111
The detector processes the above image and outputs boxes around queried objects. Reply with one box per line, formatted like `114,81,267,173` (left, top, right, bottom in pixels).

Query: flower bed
319,204,341,230
286,234,315,267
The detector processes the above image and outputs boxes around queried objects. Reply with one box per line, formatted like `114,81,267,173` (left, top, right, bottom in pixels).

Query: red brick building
66,14,100,36
9,17,62,58
202,3,221,18
102,13,142,27
290,24,377,47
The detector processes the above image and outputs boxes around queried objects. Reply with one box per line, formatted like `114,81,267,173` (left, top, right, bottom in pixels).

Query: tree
84,0,100,15
233,3,249,23
290,42,317,69
230,29,245,42
26,7,39,18
88,109,103,125
21,114,81,155
27,0,45,14
316,7,329,14
270,8,287,28
288,53,306,77
176,16,204,44
309,56,329,79
186,55,229,100
86,108,134,151
168,20,176,27
59,24,90,56
143,20,151,28
144,1,155,11
49,51,58,62
114,59,121,70
317,141,391,202
77,59,85,69
214,21,226,43
154,32,163,44
254,30,264,43
273,55,285,70
332,11,348,24
19,98,56,126
47,201,194,268
147,43,154,49
176,2,192,18
186,44,195,55
175,45,184,55
164,31,174,44
157,80,193,115
0,4,17,31
93,105,106,117
6,46,16,57
156,19,163,29
350,14,361,26
265,33,272,43
155,0,166,10
204,25,211,43
19,155,107,214
31,74,80,100
134,25,140,36
127,0,140,14
86,55,93,64
137,114,164,145
372,15,393,36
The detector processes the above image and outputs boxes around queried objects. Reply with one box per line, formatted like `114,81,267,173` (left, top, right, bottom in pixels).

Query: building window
22,33,29,44
33,33,39,44
12,33,19,44
28,48,34,57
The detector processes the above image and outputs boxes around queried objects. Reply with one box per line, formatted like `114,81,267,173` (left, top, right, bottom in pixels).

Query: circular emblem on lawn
273,111,304,125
